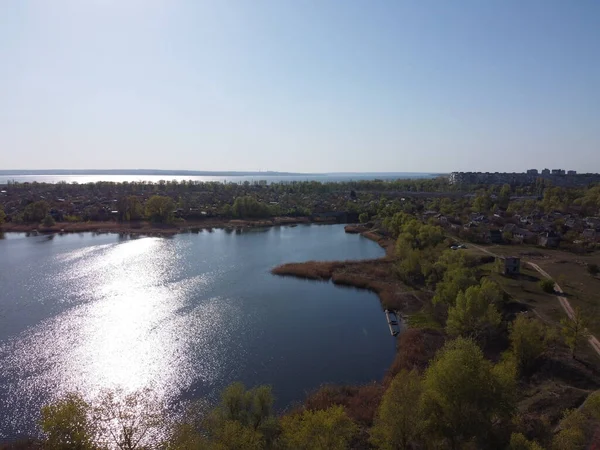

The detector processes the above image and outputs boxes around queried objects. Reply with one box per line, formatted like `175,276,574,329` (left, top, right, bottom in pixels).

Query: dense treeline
3,177,453,194
3,176,600,234
36,343,599,449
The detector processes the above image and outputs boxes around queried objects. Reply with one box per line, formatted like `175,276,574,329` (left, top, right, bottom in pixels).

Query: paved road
470,244,600,359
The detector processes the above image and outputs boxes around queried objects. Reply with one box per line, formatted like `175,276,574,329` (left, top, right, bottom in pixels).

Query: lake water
0,225,394,440
0,172,439,185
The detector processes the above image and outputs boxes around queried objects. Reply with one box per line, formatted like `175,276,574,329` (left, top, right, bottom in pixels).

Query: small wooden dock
385,309,400,336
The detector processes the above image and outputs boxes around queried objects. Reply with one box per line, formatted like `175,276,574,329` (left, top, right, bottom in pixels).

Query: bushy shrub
539,279,555,293
42,214,56,228
587,263,599,276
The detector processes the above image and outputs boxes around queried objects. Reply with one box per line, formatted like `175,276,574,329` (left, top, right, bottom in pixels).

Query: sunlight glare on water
2,236,237,435
0,226,392,440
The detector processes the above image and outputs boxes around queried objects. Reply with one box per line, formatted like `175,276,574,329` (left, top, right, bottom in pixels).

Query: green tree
358,212,369,223
509,314,547,374
279,405,357,450
552,409,587,450
231,196,271,219
432,267,478,306
552,391,600,449
370,370,423,450
170,384,278,449
383,212,410,237
426,249,472,286
446,278,502,339
420,338,516,449
395,246,424,284
508,432,544,450
42,214,56,228
204,383,279,448
168,422,208,450
561,307,588,359
209,420,265,450
145,195,175,223
117,196,144,222
499,184,512,209
415,224,445,249
214,383,274,430
0,206,5,224
473,193,492,213
539,279,555,293
40,393,97,450
23,200,49,222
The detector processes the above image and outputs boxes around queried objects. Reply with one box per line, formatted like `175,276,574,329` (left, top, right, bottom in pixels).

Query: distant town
449,169,600,187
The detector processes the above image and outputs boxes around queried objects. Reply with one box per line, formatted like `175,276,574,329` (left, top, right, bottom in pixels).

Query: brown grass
271,254,423,313
384,328,446,384
344,224,368,234
271,260,348,280
270,229,427,313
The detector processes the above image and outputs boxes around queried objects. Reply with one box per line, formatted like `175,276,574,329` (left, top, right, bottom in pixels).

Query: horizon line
0,169,447,176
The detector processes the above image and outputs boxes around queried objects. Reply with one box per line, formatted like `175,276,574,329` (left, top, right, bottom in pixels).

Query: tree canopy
145,195,175,223
446,278,502,339
420,338,516,448
509,314,548,374
23,200,49,222
279,405,357,450
370,370,422,450
231,196,272,219
432,266,478,306
40,393,96,450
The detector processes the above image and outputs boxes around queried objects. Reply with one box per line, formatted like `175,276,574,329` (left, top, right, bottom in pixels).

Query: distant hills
0,170,444,177
0,169,318,176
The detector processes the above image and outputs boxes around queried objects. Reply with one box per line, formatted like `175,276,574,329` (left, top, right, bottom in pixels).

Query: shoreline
0,216,339,237
271,226,423,315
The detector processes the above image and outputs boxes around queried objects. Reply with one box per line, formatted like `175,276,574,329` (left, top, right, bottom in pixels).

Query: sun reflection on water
0,236,237,437
0,226,392,441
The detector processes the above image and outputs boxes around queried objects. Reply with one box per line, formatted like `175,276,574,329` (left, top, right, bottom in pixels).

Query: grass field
466,243,600,364
470,244,600,335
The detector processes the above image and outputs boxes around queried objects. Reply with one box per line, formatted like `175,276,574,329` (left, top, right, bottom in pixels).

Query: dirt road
469,244,600,359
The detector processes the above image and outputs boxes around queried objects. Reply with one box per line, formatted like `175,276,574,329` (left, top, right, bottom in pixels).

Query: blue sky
1,0,599,173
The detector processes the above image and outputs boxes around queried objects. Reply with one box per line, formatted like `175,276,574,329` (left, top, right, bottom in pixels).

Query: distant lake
0,225,394,440
0,172,440,185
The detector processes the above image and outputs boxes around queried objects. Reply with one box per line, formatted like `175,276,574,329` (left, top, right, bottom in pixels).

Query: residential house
514,228,536,244
539,231,561,248
585,217,600,229
520,216,533,225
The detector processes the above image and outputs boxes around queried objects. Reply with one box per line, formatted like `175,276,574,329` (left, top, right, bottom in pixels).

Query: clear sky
1,0,599,173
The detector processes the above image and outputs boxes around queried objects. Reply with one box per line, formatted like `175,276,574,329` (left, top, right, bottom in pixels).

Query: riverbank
271,227,424,313
0,216,339,236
